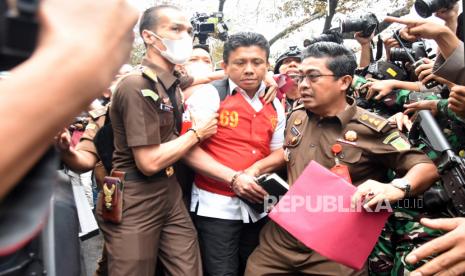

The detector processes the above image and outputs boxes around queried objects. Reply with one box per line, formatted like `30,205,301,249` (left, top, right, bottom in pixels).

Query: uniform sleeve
114,77,161,147
433,42,465,86
369,129,433,176
75,115,105,156
270,98,285,151
75,139,98,156
186,84,220,125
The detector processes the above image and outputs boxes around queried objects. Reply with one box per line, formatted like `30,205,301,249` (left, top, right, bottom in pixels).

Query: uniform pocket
324,143,363,164
157,110,173,126
284,133,302,148
337,145,362,164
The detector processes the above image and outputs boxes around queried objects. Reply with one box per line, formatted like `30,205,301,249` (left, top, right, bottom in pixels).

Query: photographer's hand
415,58,434,81
383,37,400,61
421,73,454,88
384,16,459,59
362,79,395,100
406,217,465,276
448,85,465,119
0,0,137,200
387,112,413,131
403,100,439,116
38,0,138,87
355,31,374,68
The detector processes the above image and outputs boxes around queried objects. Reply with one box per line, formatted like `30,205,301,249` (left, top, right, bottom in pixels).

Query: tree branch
323,0,338,32
269,11,326,46
219,0,226,12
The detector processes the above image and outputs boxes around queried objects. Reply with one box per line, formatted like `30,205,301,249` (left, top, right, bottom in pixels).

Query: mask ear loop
145,30,165,53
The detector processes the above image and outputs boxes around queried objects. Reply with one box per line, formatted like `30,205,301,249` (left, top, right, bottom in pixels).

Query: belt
111,166,175,182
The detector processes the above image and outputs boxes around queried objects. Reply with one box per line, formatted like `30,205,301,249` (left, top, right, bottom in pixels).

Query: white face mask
148,31,193,65
185,62,213,77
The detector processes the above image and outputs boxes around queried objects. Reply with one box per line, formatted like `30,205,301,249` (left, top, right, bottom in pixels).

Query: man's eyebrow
302,68,320,74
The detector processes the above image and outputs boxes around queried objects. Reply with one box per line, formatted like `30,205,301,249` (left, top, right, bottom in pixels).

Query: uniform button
339,153,345,159
252,150,256,154
310,144,315,148
317,123,322,128
253,114,256,118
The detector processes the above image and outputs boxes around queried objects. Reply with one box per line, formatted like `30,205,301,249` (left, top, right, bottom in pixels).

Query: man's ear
221,60,227,71
340,75,353,92
141,30,156,46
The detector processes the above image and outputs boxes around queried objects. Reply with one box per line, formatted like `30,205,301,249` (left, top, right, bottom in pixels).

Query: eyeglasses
296,73,336,83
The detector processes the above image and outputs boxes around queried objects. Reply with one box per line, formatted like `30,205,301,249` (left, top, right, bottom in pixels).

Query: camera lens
390,48,412,62
415,0,443,18
340,19,364,34
339,14,377,37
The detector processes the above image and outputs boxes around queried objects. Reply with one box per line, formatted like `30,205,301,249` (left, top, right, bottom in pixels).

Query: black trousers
193,214,268,276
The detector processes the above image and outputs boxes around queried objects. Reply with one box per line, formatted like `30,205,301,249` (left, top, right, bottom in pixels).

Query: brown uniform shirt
75,105,107,155
110,58,183,172
284,97,433,186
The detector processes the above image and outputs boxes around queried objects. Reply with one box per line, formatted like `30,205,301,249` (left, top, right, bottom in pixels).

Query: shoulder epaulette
357,111,389,133
88,105,108,120
141,66,158,83
286,100,305,117
292,102,305,111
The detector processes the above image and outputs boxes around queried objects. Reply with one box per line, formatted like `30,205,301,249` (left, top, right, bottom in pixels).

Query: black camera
365,60,408,81
392,31,438,88
303,29,343,47
190,12,228,45
415,0,459,18
339,13,378,38
390,41,430,63
0,0,40,70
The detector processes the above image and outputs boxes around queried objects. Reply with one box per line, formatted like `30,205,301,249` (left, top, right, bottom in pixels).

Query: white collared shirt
187,79,285,223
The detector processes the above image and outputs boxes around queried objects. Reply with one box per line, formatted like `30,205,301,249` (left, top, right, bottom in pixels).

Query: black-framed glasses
297,73,336,83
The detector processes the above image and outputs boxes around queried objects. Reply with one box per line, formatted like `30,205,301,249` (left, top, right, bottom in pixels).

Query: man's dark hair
223,32,270,64
139,5,181,38
302,42,357,78
193,44,210,54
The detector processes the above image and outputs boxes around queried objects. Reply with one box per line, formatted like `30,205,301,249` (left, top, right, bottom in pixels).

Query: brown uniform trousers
245,221,367,276
96,174,201,276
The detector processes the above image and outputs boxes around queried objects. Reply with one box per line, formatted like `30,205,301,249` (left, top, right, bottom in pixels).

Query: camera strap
375,34,383,61
463,1,465,61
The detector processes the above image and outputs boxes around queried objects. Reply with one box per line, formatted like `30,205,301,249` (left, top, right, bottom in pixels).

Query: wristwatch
391,178,411,198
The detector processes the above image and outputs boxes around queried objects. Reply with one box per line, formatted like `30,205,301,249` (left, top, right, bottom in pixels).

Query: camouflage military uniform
437,99,465,157
369,99,465,276
369,208,443,275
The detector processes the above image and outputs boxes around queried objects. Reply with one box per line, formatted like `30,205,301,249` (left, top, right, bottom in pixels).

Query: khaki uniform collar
335,96,357,127
141,57,178,89
309,96,357,127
